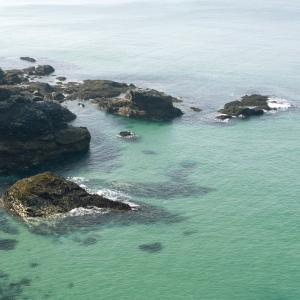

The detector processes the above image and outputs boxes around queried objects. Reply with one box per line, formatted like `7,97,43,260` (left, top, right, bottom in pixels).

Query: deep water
1,0,300,299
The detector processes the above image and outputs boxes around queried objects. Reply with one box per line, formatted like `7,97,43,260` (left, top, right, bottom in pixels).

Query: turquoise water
1,1,300,299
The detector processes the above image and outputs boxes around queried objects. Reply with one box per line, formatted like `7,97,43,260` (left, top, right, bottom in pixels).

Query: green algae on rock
0,172,131,220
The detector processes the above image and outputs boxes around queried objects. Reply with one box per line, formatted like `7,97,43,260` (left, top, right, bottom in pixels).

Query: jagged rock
119,131,134,137
0,97,91,174
0,172,131,220
3,71,22,85
35,65,55,76
217,94,272,119
20,57,36,63
0,88,12,101
92,88,183,121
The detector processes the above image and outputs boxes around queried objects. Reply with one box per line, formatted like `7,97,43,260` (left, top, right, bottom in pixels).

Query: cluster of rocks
217,94,273,120
91,88,183,121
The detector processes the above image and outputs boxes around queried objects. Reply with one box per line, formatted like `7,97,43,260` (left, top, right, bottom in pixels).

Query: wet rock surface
92,88,183,121
0,93,91,174
217,94,273,119
0,172,131,220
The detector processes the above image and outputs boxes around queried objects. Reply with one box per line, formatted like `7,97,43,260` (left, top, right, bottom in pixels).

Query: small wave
67,176,89,184
267,97,291,110
66,207,108,217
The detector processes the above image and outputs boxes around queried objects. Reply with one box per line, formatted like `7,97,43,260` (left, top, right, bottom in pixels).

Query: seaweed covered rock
217,94,272,119
0,172,131,220
92,88,183,121
0,96,91,174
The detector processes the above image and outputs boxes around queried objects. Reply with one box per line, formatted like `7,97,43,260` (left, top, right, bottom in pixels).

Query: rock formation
91,88,183,121
0,93,91,174
217,94,273,119
0,172,131,220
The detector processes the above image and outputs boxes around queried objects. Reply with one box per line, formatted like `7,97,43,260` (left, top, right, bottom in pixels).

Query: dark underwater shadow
27,200,186,236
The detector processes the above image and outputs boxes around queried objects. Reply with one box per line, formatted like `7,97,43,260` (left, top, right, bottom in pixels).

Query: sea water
0,1,300,299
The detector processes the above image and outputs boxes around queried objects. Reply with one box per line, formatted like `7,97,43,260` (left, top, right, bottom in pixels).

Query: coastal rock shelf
0,172,131,220
0,93,91,174
217,94,274,120
91,88,183,121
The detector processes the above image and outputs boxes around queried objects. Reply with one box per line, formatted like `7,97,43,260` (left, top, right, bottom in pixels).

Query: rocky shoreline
0,59,291,225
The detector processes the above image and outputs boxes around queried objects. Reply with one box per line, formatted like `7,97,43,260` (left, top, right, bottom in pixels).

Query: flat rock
0,172,131,220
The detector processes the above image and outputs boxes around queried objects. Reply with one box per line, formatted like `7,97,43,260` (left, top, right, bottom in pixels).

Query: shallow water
1,1,300,299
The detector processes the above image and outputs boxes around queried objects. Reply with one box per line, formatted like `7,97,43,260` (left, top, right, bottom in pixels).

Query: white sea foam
267,97,291,110
66,207,108,217
67,176,89,184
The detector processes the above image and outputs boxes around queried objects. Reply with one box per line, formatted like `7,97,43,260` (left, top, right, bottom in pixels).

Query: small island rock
0,172,131,220
217,94,272,119
20,57,36,63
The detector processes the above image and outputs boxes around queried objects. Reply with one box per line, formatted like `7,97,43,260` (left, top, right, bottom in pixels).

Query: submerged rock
139,242,162,253
190,107,202,112
217,94,272,119
0,172,131,220
92,88,183,121
0,238,18,250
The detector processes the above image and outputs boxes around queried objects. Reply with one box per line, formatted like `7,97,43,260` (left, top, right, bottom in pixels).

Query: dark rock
0,172,132,220
25,82,54,93
119,131,134,137
92,88,183,121
0,88,12,101
52,92,65,101
29,263,39,268
190,107,202,112
4,71,22,85
139,242,162,253
217,94,272,119
0,238,18,250
78,103,85,108
216,115,232,120
35,65,55,76
20,57,36,63
32,96,44,102
0,99,91,174
57,76,66,81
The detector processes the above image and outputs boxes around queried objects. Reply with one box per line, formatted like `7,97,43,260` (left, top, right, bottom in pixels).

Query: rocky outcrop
217,94,273,119
91,88,183,121
63,80,134,100
20,57,36,63
0,172,131,220
35,65,55,76
0,95,91,174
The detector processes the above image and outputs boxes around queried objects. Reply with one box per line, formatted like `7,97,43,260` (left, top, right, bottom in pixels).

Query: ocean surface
1,0,300,299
